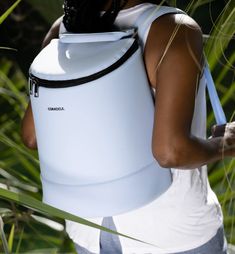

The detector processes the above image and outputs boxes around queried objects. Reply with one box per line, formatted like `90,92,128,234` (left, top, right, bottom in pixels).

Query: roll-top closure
59,28,136,43
29,35,138,83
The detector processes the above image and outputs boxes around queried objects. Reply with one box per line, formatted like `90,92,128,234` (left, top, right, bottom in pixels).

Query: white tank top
66,4,223,253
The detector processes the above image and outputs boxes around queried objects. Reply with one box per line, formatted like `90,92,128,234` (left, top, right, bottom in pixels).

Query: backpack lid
30,30,138,82
59,28,135,43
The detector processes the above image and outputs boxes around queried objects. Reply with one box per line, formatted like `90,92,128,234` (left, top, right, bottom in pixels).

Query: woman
21,0,235,253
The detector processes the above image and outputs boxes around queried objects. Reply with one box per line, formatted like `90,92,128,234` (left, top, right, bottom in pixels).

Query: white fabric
31,33,173,216
30,38,136,80
66,3,223,253
59,29,135,43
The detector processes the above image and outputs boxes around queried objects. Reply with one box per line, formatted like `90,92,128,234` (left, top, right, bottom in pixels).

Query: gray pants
75,217,228,254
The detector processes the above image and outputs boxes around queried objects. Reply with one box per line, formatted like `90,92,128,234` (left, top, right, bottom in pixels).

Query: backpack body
29,30,172,217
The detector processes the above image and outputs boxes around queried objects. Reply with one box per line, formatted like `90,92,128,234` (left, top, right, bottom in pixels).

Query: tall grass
0,0,234,252
204,0,235,244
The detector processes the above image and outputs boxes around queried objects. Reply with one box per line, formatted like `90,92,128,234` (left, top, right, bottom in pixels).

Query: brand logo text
48,107,65,111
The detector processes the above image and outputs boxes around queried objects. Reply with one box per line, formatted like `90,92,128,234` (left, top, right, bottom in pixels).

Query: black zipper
29,38,139,98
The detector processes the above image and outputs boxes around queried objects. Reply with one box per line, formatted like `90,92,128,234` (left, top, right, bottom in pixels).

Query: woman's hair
63,0,168,33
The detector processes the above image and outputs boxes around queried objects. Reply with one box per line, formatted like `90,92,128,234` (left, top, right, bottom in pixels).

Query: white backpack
29,6,226,218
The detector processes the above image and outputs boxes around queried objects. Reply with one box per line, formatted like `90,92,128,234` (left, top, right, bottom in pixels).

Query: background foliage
0,0,234,253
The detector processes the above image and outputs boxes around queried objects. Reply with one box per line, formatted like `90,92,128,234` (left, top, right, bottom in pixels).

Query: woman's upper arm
21,102,37,149
144,13,204,166
42,16,63,48
21,17,62,149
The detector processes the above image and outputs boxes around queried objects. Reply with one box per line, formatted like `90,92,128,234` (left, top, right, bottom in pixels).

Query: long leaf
0,0,22,25
0,217,10,254
0,47,17,51
15,227,24,254
0,134,39,167
205,1,235,69
8,223,15,252
0,188,160,248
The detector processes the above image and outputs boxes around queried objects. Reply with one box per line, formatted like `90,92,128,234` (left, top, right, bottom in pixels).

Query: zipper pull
34,80,39,97
29,75,40,98
29,77,33,95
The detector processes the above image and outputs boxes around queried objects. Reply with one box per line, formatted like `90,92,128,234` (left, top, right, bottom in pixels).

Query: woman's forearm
153,133,234,169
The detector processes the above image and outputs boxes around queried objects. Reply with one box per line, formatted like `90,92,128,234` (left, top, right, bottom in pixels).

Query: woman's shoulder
146,10,203,54
144,11,203,87
153,11,202,38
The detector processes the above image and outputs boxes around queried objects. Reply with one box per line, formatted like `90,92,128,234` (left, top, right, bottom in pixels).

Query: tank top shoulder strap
134,4,226,126
134,5,185,49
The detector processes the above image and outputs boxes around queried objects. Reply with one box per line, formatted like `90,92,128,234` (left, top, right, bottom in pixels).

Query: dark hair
63,0,168,33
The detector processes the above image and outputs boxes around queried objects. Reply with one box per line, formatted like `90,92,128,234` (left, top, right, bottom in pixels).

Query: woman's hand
221,122,235,157
211,122,235,157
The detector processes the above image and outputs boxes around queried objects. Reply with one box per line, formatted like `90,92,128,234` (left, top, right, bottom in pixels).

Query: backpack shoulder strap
203,62,227,125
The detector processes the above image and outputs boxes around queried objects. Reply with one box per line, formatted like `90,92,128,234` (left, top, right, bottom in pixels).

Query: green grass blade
0,0,22,25
8,223,15,252
0,217,10,254
0,188,159,248
0,134,39,167
205,1,235,69
15,227,24,254
0,69,28,110
0,47,17,51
